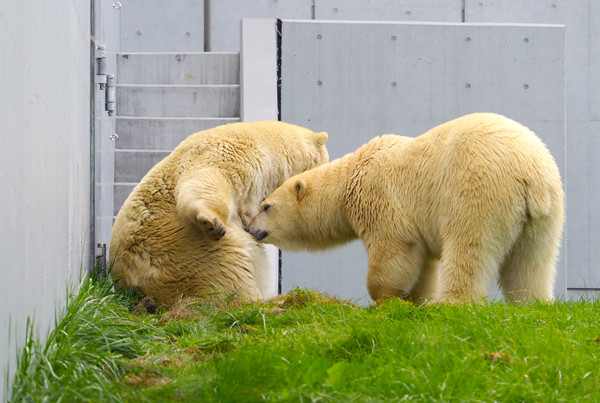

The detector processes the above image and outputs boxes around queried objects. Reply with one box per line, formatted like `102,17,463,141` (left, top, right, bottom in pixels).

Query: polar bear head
245,165,356,251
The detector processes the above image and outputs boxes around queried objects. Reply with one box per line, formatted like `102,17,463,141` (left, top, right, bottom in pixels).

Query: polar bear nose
245,227,268,241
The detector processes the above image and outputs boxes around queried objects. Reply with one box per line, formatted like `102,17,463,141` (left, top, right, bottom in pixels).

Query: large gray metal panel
208,0,312,51
315,0,462,21
0,1,91,399
120,0,204,52
465,1,598,292
280,21,565,304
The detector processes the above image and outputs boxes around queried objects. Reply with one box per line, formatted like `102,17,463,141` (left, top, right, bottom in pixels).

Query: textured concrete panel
115,117,239,150
114,150,170,183
116,85,240,118
208,0,312,51
120,0,204,52
465,0,598,292
0,1,91,398
280,20,565,303
117,53,240,85
590,2,600,120
113,184,136,216
315,0,462,21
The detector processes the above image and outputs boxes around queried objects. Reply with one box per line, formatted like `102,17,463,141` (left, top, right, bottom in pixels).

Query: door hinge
94,243,108,279
105,74,116,116
95,44,116,116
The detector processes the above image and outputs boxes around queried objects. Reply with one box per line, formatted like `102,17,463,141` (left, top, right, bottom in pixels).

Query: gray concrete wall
120,0,204,52
462,0,600,300
0,1,91,399
277,20,566,305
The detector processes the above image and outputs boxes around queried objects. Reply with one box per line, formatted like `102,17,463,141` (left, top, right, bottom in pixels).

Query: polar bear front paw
196,215,226,241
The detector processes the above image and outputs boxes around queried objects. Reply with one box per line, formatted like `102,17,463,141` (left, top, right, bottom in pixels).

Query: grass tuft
8,281,600,402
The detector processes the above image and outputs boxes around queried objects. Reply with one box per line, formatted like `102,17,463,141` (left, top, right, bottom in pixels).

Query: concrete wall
113,1,599,301
277,20,565,304
120,0,204,52
0,1,91,399
462,0,600,300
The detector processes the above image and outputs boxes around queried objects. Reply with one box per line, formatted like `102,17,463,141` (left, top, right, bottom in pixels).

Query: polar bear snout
245,226,268,241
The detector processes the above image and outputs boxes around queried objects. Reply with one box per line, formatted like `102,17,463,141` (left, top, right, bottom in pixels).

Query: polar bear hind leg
499,213,561,302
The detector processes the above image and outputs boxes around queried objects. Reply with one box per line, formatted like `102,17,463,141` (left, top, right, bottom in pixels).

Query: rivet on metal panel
523,84,530,89
405,10,411,16
333,8,339,13
523,38,529,43
391,36,397,41
185,32,191,38
317,34,322,40
109,134,119,142
465,37,471,42
391,82,397,87
317,80,323,86
465,83,471,88
551,4,557,9
136,31,142,37
112,2,121,10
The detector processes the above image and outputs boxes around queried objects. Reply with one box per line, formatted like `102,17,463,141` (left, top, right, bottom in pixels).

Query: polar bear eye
262,204,271,212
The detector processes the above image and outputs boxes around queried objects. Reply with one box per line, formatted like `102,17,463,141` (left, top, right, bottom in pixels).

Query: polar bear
246,113,564,303
110,121,328,306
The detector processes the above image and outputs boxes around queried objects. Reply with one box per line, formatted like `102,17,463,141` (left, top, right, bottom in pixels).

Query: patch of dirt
484,351,513,364
123,372,172,387
184,339,236,361
133,296,159,314
132,354,181,368
159,298,202,323
185,347,215,362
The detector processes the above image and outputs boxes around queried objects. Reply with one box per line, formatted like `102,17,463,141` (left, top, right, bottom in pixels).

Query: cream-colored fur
246,113,564,304
110,121,328,306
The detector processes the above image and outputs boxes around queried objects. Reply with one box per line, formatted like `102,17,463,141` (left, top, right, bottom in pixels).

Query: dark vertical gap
276,18,283,294
276,18,283,122
461,0,466,22
278,249,283,295
89,0,97,276
204,0,211,51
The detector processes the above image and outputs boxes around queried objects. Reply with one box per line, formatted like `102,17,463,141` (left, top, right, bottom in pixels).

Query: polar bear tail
524,178,553,220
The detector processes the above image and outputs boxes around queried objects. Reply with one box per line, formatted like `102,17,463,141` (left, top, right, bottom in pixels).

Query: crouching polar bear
110,121,328,306
246,113,564,303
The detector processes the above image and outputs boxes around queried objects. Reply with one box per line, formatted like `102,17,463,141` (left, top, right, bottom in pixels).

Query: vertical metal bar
276,18,283,294
204,0,211,51
105,74,116,115
89,0,97,276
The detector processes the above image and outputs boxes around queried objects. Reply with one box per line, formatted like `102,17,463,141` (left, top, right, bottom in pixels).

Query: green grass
8,278,600,402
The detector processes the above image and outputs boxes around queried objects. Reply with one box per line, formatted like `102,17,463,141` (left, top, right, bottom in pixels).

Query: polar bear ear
313,131,328,147
293,179,307,201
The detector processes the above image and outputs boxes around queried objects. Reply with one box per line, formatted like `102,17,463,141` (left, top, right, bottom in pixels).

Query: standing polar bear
110,121,328,306
246,113,564,303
